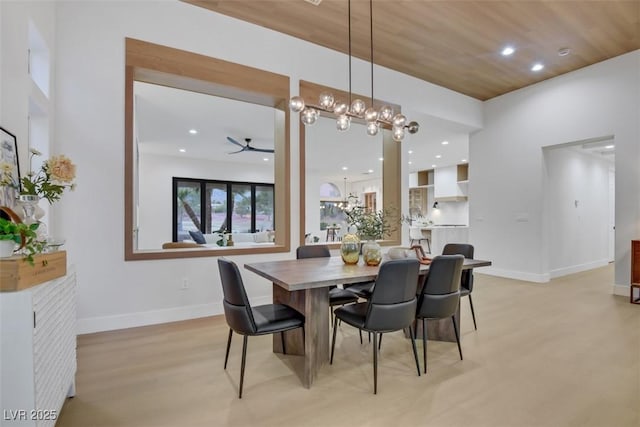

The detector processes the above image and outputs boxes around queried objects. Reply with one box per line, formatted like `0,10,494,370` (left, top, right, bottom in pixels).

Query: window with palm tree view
173,178,274,242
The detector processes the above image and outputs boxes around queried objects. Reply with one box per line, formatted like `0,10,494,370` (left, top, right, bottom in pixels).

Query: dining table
244,255,491,388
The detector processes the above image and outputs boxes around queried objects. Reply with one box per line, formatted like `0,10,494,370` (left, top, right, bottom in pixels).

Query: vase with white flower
17,148,77,225
0,148,76,252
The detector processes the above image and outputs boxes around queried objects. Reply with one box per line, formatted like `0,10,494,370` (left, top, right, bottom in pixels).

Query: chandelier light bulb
333,102,348,115
350,99,366,116
366,121,379,136
392,126,405,141
364,107,378,122
289,96,305,113
392,113,407,128
406,121,420,134
336,114,351,131
379,105,394,122
319,92,335,109
301,107,319,126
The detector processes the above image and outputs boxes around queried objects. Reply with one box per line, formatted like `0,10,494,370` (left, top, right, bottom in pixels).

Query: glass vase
340,233,360,265
362,240,382,266
18,194,40,225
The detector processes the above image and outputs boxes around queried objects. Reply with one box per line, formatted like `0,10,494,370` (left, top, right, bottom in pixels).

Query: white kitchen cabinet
0,270,77,427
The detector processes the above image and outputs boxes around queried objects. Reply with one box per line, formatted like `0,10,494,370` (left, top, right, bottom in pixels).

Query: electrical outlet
181,278,189,290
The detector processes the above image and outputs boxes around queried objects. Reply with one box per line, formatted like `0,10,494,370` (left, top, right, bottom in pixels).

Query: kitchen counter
417,225,469,254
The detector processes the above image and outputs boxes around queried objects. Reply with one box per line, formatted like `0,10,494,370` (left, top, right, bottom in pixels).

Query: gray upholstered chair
415,254,464,373
330,258,422,394
442,243,477,330
217,258,305,398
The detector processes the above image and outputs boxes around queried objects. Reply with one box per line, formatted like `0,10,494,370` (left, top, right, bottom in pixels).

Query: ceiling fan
226,137,274,154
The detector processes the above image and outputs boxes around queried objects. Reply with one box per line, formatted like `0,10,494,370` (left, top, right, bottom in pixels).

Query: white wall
38,0,481,333
0,1,55,221
138,152,273,249
470,50,640,289
544,147,611,277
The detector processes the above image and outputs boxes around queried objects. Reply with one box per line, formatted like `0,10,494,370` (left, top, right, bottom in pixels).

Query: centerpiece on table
343,197,397,266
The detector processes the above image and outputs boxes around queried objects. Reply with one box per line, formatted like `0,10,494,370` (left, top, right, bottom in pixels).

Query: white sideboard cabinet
1,270,77,427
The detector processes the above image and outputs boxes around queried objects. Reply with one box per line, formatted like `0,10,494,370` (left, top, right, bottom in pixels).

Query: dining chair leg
452,315,463,360
378,333,383,350
372,332,378,394
224,328,233,369
408,326,421,376
468,294,477,330
359,329,363,345
281,331,287,355
330,316,339,364
239,335,248,399
422,318,428,374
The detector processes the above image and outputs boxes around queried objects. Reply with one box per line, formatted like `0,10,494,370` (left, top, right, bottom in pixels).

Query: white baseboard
76,295,274,335
77,303,221,334
550,259,609,279
612,284,630,298
477,267,550,283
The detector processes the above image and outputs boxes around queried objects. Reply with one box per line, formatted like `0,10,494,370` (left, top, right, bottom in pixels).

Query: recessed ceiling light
263,158,269,161
431,164,437,168
531,63,544,72
408,150,413,154
435,154,442,159
408,161,412,165
368,169,374,173
188,129,197,134
342,166,348,170
558,47,571,57
179,148,186,153
379,157,384,161
461,159,467,162
605,145,614,149
501,46,515,56
441,141,449,145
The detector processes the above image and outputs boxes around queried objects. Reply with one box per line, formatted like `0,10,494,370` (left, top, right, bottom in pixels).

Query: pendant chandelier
289,0,419,141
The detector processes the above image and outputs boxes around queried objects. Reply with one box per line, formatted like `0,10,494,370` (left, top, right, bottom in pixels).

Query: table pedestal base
272,285,330,388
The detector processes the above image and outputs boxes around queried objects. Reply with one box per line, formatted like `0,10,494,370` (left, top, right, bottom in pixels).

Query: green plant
0,217,44,265
15,149,76,204
343,197,398,240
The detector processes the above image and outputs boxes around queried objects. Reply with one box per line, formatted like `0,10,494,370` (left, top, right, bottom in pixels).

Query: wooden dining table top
245,256,491,292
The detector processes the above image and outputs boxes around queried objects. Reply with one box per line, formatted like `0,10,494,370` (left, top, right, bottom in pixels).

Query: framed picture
0,126,20,216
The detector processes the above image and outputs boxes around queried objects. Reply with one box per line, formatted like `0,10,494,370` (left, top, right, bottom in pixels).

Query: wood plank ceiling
183,0,640,101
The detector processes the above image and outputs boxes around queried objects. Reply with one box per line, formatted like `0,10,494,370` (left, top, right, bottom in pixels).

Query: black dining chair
442,243,477,330
217,258,305,398
415,254,464,373
296,245,359,325
330,258,422,394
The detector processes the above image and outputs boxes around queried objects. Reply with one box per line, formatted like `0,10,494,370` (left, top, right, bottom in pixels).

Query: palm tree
177,188,201,231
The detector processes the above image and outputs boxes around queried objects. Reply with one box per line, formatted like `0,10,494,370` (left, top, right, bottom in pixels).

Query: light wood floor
57,264,639,427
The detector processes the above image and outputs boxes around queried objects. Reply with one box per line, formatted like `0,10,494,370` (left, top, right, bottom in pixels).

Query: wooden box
0,251,67,292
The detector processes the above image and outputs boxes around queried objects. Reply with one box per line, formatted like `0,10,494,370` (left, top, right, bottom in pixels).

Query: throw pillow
254,231,270,243
188,230,206,244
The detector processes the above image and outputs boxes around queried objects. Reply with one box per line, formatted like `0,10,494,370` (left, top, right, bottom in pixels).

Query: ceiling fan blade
226,136,245,148
247,147,275,153
228,148,246,154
